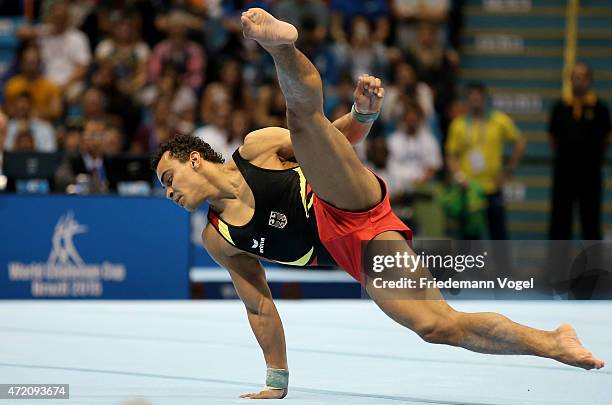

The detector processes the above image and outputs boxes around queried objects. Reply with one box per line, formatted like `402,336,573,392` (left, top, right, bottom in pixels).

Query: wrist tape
351,103,380,123
265,368,289,389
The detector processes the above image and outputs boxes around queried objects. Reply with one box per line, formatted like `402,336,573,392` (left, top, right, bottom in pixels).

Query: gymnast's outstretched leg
241,7,381,212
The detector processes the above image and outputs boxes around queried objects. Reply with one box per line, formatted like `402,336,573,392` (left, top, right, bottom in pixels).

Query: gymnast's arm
202,225,289,399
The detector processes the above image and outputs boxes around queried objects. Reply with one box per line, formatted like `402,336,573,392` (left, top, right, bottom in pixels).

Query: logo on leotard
268,211,288,229
252,238,265,254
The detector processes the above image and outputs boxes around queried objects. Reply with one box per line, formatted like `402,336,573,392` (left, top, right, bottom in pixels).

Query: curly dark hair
150,134,225,171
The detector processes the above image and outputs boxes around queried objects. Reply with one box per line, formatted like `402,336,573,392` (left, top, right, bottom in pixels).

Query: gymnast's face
156,151,208,212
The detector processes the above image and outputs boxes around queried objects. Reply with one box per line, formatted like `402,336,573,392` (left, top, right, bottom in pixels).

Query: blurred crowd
0,0,608,239
0,1,462,224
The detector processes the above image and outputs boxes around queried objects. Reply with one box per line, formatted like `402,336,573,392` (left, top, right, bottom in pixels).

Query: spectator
80,87,111,123
4,92,57,152
77,1,142,52
94,11,150,97
324,72,356,118
72,0,106,52
365,136,391,182
364,136,432,204
273,0,328,44
90,62,142,139
201,58,253,114
300,17,340,87
218,58,246,105
139,60,197,131
132,0,166,49
58,122,83,154
329,0,389,44
4,44,63,122
241,37,276,90
548,63,611,239
0,41,35,96
363,103,440,226
227,108,253,151
445,82,526,239
333,16,389,81
406,21,455,86
404,20,459,135
66,0,97,33
54,119,107,193
253,78,286,128
131,98,176,154
193,98,234,161
387,99,442,193
149,9,206,90
382,61,434,125
364,135,418,225
18,0,92,98
12,127,35,152
104,125,124,156
392,1,454,67
205,0,272,57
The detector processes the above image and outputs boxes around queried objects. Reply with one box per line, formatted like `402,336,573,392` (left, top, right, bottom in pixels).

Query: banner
0,195,190,299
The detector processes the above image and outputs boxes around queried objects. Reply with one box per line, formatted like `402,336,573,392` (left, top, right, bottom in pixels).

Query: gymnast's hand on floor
240,387,288,399
354,74,385,115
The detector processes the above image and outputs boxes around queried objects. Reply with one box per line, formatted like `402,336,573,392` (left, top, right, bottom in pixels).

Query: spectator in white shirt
382,61,434,124
18,0,92,97
386,99,442,193
193,97,234,161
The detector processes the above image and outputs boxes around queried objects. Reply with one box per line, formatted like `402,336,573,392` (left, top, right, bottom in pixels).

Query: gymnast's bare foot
553,324,604,370
240,8,298,47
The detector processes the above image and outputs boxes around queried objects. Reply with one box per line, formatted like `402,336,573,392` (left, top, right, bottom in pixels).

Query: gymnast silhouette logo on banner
47,212,88,267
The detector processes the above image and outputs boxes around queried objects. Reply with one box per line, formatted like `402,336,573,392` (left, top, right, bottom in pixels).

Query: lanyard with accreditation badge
465,112,490,174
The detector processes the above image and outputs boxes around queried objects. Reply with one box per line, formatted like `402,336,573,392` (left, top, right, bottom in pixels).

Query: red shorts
312,176,413,282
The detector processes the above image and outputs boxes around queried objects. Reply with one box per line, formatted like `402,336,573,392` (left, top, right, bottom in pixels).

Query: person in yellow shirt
4,44,63,122
446,82,526,239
